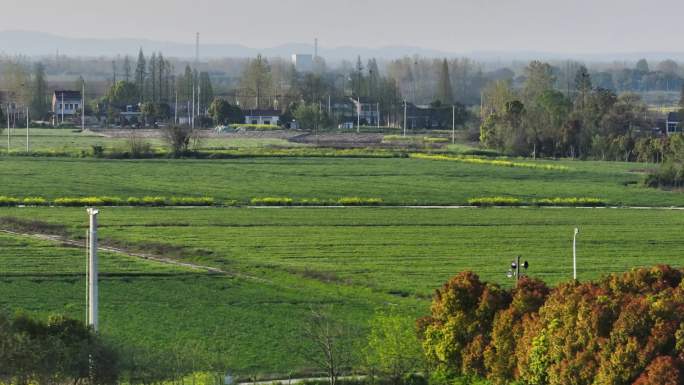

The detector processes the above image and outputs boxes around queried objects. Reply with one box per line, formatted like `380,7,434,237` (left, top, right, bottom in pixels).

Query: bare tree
162,125,193,156
299,307,356,385
126,132,152,158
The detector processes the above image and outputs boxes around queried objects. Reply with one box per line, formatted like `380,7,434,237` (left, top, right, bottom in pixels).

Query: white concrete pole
82,82,85,131
7,104,10,153
26,107,29,152
573,228,579,280
87,208,99,332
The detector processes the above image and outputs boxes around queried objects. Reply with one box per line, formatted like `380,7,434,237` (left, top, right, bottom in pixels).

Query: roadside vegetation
420,266,684,384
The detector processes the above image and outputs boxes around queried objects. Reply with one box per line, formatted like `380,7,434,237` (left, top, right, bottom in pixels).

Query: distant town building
666,112,681,135
244,109,280,126
51,90,82,121
351,97,381,126
292,54,313,73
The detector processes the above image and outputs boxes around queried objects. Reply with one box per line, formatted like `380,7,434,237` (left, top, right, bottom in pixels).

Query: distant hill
0,30,452,60
3,30,684,62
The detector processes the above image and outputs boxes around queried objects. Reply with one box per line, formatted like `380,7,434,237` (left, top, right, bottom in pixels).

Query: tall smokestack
314,38,318,58
195,32,200,67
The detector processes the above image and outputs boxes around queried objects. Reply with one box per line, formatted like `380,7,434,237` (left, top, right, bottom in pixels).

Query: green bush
645,162,684,188
168,197,215,206
126,197,142,206
468,197,522,207
141,196,167,206
298,198,333,206
469,197,606,207
410,153,570,171
22,197,48,206
533,197,606,207
250,197,294,206
53,196,123,207
0,196,20,207
337,197,384,206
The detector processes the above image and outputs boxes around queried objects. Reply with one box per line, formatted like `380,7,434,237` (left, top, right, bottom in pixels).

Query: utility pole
452,104,456,144
7,103,10,153
26,107,29,152
174,90,178,125
195,32,200,67
377,102,380,129
87,208,99,332
61,92,64,124
81,82,86,131
403,100,407,137
507,256,529,286
356,97,361,134
191,86,195,129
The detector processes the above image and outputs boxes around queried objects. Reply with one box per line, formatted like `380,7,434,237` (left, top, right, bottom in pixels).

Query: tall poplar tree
134,49,146,103
123,56,132,82
30,62,49,119
437,59,454,104
149,53,158,102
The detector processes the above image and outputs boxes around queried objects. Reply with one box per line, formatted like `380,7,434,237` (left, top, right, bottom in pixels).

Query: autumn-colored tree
423,266,684,385
420,271,509,377
632,356,682,385
484,278,549,385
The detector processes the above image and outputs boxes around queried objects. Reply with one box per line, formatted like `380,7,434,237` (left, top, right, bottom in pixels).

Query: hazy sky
2,0,683,53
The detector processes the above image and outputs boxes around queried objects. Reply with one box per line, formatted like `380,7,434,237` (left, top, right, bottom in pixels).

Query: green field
1,147,683,375
1,206,683,374
0,128,302,154
0,156,679,206
0,229,419,374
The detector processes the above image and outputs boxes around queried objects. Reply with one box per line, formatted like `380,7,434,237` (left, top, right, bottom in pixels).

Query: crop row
0,195,609,207
0,196,385,207
468,196,607,207
410,153,571,171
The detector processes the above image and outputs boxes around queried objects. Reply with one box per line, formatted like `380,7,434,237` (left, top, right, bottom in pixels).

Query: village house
244,109,280,126
665,111,681,135
51,90,82,123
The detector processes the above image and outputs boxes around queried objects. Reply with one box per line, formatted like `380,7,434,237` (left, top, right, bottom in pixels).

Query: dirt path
0,228,276,285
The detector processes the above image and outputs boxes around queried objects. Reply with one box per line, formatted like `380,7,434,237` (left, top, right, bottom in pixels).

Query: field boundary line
7,205,684,210
0,228,277,286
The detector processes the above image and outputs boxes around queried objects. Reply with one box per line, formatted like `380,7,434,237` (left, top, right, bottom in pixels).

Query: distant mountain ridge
0,30,452,60
2,30,684,62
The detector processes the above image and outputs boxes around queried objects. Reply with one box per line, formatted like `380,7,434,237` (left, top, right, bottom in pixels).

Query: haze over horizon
2,0,684,55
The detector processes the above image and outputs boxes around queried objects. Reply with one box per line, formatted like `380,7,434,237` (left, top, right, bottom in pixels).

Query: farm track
0,228,277,286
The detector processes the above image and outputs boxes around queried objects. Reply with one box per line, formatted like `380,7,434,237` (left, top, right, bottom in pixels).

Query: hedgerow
250,197,294,206
410,153,570,171
0,196,21,206
168,197,216,206
469,196,607,207
533,197,606,207
337,197,383,206
468,197,522,207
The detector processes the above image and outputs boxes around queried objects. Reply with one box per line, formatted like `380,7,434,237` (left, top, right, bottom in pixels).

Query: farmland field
0,230,420,374
1,149,683,375
1,206,683,374
0,128,304,154
0,156,681,206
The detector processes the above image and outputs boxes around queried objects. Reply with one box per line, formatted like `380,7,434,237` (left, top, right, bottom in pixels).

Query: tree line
419,265,684,385
480,60,684,162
